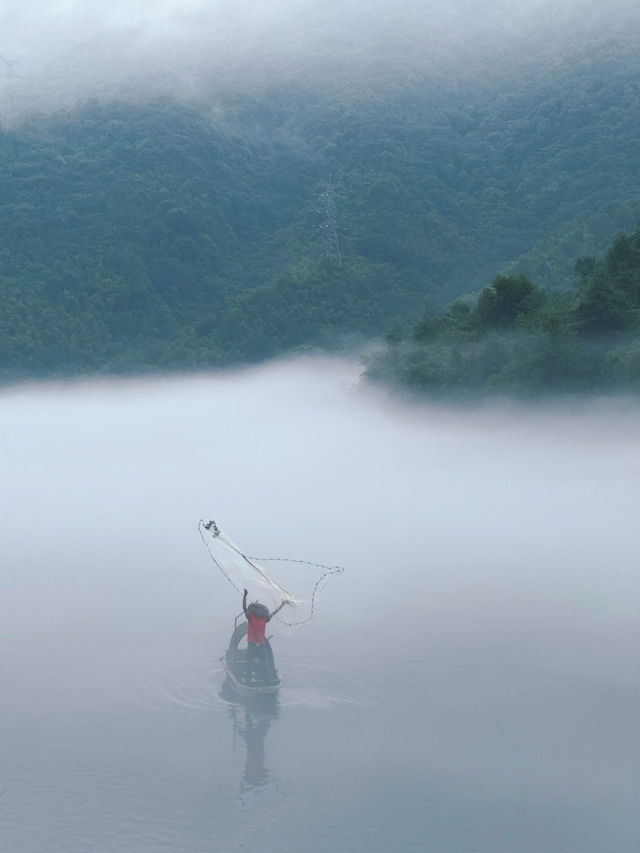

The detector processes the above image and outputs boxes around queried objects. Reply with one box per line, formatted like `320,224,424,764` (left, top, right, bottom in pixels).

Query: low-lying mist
3,355,638,703
2,356,639,852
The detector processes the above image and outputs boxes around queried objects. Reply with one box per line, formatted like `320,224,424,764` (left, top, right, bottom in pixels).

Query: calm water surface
1,358,639,852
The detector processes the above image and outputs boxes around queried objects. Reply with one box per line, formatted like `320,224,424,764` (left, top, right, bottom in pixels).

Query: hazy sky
1,0,638,115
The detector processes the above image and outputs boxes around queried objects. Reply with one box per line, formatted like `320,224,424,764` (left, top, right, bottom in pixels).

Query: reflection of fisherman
242,589,286,684
243,707,272,788
223,696,279,793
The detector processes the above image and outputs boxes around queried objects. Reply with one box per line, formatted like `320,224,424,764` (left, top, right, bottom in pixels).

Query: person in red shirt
243,588,286,684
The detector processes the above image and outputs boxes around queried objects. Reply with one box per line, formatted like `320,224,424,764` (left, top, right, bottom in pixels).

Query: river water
1,356,639,852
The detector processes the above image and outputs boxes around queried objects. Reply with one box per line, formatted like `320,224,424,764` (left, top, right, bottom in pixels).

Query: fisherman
243,588,286,683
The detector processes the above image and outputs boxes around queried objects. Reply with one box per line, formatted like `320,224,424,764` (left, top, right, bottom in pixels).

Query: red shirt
247,612,267,645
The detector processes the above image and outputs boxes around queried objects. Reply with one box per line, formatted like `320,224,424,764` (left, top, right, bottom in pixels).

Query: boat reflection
221,679,279,791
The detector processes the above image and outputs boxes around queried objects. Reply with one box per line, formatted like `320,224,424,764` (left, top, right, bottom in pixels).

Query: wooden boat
222,615,281,697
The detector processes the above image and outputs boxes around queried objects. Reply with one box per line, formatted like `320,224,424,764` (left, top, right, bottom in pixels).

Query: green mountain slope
2,37,640,381
366,227,640,396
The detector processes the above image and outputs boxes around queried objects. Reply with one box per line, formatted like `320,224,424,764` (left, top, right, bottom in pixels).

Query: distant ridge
2,33,640,381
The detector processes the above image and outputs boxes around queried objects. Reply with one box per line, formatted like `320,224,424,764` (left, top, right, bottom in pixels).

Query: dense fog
2,0,639,116
2,358,639,851
3,356,639,690
3,3,639,843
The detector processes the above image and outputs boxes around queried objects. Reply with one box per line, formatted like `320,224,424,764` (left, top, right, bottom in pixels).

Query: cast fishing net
198,519,344,626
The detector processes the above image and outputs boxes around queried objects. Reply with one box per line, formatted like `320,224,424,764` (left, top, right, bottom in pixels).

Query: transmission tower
318,184,342,264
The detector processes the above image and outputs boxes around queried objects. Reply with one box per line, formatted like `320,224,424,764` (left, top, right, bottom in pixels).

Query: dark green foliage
476,275,541,328
3,36,640,382
367,228,640,397
575,233,640,333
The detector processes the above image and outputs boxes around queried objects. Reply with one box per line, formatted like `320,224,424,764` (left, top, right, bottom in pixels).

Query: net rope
198,519,344,626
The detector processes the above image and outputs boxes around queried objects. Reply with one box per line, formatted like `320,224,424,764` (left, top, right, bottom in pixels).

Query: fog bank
2,0,639,118
2,356,639,851
2,356,639,685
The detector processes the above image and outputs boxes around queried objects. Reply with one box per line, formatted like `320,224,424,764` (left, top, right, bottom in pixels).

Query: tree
475,274,541,328
576,274,630,333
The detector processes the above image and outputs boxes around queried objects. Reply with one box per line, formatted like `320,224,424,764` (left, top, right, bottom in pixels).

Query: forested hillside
366,227,640,396
2,34,640,381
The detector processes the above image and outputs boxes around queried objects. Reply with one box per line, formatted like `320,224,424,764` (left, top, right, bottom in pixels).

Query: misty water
2,356,639,852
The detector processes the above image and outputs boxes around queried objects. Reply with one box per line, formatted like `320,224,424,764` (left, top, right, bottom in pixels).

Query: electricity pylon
318,184,342,264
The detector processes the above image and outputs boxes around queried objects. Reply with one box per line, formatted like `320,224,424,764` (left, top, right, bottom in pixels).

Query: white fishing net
198,519,343,625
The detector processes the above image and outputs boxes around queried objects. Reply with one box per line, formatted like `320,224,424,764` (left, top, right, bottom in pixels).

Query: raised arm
242,588,249,619
267,599,287,621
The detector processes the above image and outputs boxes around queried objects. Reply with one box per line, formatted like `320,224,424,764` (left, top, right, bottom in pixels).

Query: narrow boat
222,614,281,697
